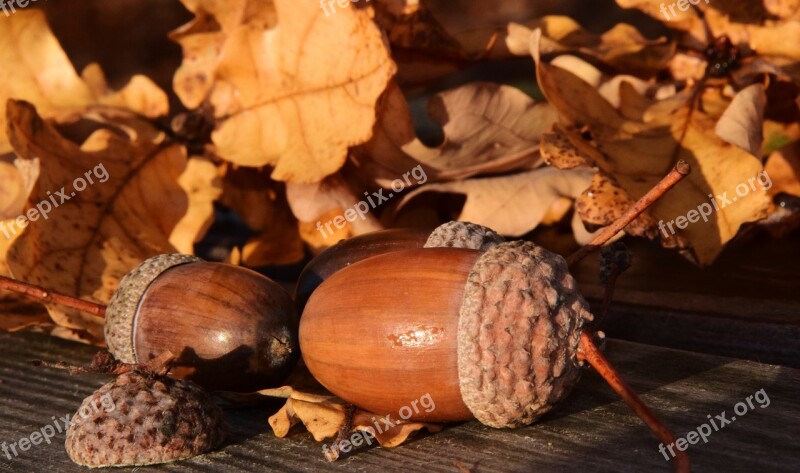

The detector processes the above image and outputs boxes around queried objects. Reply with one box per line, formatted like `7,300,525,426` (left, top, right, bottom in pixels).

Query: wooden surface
1,332,798,472
570,231,800,368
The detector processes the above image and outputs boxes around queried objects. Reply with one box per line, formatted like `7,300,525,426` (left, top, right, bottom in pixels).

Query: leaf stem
0,275,106,318
567,160,691,265
578,332,690,473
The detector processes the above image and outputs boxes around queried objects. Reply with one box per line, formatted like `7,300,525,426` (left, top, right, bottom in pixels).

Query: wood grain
1,332,798,472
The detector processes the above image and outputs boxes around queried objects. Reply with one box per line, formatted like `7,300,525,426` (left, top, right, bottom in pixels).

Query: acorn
294,221,504,312
66,371,226,467
300,241,593,427
104,254,298,392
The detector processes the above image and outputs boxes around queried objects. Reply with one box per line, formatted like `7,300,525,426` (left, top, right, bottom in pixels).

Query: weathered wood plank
0,332,798,472
570,233,800,367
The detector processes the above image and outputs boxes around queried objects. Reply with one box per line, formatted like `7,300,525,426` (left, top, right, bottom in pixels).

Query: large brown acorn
104,254,299,392
300,241,593,427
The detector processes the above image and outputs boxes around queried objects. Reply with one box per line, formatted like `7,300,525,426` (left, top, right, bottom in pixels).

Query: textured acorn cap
457,241,593,428
105,254,201,363
66,372,226,467
425,221,505,250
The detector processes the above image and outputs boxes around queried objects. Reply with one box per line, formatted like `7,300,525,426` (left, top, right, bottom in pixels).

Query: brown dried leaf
0,157,39,222
766,140,800,197
715,83,767,156
261,385,442,461
392,166,596,238
531,30,771,264
286,174,383,252
220,166,304,267
354,81,557,185
0,11,167,154
507,16,675,75
616,0,800,71
0,297,51,333
172,0,396,183
4,101,216,343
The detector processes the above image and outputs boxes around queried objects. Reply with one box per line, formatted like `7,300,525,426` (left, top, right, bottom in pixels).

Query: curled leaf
260,385,442,461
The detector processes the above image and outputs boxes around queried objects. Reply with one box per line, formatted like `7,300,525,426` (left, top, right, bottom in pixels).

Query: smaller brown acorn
66,371,226,467
104,254,299,392
294,221,504,311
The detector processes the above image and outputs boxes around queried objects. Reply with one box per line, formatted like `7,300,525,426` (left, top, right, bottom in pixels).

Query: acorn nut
300,241,593,427
104,254,299,392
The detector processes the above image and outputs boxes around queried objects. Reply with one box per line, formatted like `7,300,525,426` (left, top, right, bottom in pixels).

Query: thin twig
567,161,691,266
578,332,690,473
0,275,106,318
594,242,632,329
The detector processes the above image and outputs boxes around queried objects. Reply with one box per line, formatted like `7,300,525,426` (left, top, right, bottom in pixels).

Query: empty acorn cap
66,372,225,467
105,254,201,364
457,241,594,428
425,221,505,251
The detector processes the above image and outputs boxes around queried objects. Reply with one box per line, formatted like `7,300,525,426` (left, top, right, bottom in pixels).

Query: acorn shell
105,254,201,364
300,242,592,427
105,254,299,392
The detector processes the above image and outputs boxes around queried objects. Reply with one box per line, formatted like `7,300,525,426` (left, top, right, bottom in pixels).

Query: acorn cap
66,372,226,467
105,254,201,363
425,221,505,251
457,241,593,428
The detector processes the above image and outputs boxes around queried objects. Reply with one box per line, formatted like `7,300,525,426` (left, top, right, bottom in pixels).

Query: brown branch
567,160,691,266
0,275,106,318
578,332,690,473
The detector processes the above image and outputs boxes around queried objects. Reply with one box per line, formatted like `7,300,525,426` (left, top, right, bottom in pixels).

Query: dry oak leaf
0,297,52,335
530,30,771,264
0,156,39,222
506,16,675,76
260,386,442,461
353,81,558,186
0,10,167,154
392,166,597,239
220,166,304,267
616,0,800,78
4,101,217,343
0,156,40,280
766,140,800,197
287,173,383,252
172,0,396,183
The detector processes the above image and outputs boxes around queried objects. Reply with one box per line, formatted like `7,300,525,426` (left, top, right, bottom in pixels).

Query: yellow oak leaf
531,30,771,264
4,101,216,343
0,10,168,154
172,0,396,183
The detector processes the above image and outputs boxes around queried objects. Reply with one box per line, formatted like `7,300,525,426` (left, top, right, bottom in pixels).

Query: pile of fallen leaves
1,0,800,455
